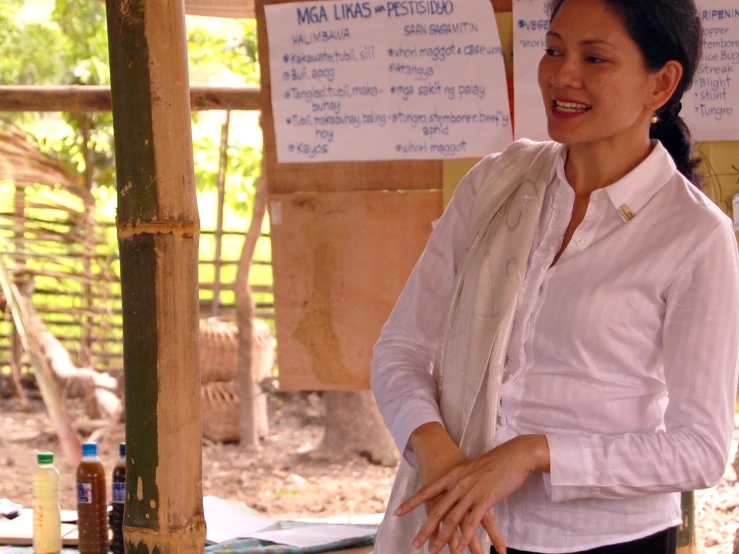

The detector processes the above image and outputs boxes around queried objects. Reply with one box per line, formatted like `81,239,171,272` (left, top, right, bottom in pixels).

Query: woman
370,0,739,553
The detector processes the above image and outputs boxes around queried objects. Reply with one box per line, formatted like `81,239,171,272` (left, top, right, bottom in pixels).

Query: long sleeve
370,154,498,466
545,219,739,502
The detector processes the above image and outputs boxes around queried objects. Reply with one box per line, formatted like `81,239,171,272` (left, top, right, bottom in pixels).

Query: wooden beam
0,85,261,113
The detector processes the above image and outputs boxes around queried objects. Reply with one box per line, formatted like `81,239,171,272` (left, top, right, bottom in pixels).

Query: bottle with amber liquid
76,442,107,554
110,443,126,554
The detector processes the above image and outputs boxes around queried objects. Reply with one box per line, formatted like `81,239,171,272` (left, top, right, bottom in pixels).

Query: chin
545,123,579,145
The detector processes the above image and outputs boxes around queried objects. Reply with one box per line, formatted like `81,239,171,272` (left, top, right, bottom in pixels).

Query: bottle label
77,483,93,504
113,482,126,504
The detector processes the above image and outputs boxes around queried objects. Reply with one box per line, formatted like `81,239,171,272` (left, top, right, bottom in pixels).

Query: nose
549,56,582,90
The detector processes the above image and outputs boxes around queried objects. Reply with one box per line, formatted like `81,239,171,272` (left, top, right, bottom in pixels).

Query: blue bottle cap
119,443,126,457
82,442,98,457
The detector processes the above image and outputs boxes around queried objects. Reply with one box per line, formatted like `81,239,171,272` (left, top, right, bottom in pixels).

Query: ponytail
650,101,703,187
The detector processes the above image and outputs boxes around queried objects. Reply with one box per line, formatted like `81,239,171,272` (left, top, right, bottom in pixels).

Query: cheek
590,71,647,111
538,59,551,93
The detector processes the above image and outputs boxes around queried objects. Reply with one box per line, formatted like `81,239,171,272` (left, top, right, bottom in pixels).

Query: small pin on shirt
618,204,635,221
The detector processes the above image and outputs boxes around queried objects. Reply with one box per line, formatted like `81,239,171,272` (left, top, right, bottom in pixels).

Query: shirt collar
552,140,677,221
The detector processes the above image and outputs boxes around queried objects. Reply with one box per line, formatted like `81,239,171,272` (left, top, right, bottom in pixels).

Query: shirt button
575,237,585,247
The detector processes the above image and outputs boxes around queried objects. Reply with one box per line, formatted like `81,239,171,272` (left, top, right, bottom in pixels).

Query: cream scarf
374,139,564,554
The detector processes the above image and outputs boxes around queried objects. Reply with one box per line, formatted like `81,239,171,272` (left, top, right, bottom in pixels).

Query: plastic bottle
76,442,107,554
110,443,126,554
33,452,61,554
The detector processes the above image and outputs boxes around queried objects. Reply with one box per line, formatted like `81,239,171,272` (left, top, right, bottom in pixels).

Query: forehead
550,0,629,42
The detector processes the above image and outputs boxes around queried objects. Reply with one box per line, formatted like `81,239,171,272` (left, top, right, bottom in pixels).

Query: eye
585,56,607,63
545,48,562,57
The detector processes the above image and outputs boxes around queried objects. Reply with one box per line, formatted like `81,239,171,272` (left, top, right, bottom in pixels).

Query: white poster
682,3,739,141
265,0,512,162
512,0,549,141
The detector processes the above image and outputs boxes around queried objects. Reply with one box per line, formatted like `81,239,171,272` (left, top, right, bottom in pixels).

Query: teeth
555,100,590,112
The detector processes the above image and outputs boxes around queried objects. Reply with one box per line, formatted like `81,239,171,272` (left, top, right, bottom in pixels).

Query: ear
650,60,683,110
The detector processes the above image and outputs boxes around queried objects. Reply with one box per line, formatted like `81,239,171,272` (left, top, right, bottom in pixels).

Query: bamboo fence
0,122,273,377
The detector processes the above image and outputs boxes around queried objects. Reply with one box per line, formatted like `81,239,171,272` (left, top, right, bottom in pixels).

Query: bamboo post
677,491,696,553
105,1,206,553
211,111,231,317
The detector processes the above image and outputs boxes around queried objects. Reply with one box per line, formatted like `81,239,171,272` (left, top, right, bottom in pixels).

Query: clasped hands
399,423,550,554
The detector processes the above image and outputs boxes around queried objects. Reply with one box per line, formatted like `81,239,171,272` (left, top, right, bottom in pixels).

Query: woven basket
199,318,274,442
201,381,240,443
199,318,275,384
199,318,238,383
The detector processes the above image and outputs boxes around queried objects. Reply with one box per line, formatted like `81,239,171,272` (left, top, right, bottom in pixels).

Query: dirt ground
1,379,738,553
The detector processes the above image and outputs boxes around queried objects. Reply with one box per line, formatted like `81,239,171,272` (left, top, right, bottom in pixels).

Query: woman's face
538,0,657,147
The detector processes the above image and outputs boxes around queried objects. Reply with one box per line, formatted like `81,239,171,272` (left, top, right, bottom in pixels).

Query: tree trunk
235,158,269,449
105,1,206,554
321,391,399,467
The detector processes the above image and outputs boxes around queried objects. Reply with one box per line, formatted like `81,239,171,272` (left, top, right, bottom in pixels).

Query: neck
564,134,652,197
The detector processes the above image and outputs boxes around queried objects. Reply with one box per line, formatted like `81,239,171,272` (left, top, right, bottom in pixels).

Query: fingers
448,524,460,554
425,501,440,548
456,504,489,552
427,498,474,554
446,523,485,554
481,512,506,554
413,488,469,551
397,479,449,516
468,533,486,554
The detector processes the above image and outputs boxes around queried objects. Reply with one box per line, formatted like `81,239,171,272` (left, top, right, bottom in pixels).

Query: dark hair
548,0,704,186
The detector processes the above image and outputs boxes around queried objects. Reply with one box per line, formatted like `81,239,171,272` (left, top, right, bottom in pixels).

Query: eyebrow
545,30,619,50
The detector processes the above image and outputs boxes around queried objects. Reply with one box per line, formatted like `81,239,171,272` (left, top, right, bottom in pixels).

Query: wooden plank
270,190,441,390
255,0,443,194
0,85,261,113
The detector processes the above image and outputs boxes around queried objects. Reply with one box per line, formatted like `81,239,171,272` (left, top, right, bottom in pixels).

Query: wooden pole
211,111,230,318
236,156,268,448
80,116,93,367
105,1,206,553
0,85,261,112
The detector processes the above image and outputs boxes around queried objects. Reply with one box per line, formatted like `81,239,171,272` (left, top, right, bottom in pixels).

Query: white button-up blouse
371,141,739,553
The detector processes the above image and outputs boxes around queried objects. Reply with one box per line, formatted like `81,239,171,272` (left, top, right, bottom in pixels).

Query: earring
651,112,658,124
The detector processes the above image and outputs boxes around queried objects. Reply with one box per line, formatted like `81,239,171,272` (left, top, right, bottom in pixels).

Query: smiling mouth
553,100,592,113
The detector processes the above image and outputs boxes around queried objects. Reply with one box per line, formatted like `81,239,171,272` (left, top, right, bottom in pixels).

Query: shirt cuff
390,399,444,468
544,432,595,502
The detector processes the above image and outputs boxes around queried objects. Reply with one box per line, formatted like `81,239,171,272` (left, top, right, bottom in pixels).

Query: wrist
410,422,458,464
522,434,551,473
410,422,450,452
